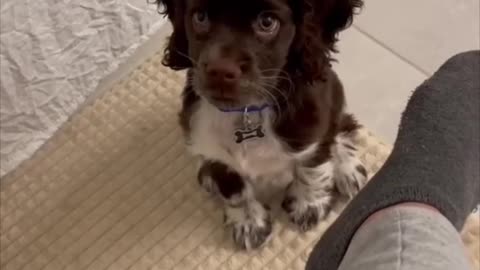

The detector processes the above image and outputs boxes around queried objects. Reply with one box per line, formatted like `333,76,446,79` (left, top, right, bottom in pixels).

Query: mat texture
1,48,478,270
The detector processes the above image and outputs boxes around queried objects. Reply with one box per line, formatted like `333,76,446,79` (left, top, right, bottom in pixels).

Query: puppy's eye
254,13,280,38
192,11,210,33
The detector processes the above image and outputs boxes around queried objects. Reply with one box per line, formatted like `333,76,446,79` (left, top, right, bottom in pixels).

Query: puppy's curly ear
154,0,192,70
287,1,329,82
319,0,363,48
287,0,363,82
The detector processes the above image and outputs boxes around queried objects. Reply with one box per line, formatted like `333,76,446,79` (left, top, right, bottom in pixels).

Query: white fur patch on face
332,133,368,198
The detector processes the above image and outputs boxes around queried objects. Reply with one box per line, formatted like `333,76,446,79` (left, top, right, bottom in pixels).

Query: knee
426,50,479,95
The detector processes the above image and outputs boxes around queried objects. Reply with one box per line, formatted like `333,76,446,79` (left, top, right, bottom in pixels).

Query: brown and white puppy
155,0,366,250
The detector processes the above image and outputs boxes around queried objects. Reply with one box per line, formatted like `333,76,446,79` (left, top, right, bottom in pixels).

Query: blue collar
217,104,270,113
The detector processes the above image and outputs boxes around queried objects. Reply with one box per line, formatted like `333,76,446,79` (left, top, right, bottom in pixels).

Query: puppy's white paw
335,158,367,198
225,201,272,250
283,161,335,231
197,173,218,195
332,135,368,198
282,192,333,232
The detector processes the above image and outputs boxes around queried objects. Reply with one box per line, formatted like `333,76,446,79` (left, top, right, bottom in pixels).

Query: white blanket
0,0,165,176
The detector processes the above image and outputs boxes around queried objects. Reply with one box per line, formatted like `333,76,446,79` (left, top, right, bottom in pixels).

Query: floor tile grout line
196,221,273,270
123,189,209,270
212,221,297,270
189,230,226,270
61,165,197,270
0,89,128,191
0,94,177,211
280,228,330,269
31,151,190,270
282,236,322,270
2,131,182,267
193,233,239,270
0,96,165,211
1,119,175,226
1,124,180,245
1,97,178,220
352,24,432,77
283,239,318,269
124,197,214,270
49,156,191,270
103,202,220,270
147,201,222,269
0,73,179,203
263,214,340,269
247,228,299,270
2,96,184,265
197,221,258,270
165,216,223,270
208,212,340,269
3,141,185,269
0,141,95,220
236,225,301,270
1,137,176,261
0,67,143,183
20,145,188,269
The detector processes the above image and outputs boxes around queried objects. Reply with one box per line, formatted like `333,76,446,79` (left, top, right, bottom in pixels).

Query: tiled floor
101,0,480,144
335,0,480,143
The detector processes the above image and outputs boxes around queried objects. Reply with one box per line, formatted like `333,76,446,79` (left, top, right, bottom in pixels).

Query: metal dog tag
234,125,265,143
234,107,266,144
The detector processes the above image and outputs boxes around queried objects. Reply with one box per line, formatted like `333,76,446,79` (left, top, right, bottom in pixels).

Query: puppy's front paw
225,202,272,250
333,135,368,199
197,173,217,195
284,161,335,231
197,162,218,195
232,219,272,250
335,158,367,199
282,194,333,232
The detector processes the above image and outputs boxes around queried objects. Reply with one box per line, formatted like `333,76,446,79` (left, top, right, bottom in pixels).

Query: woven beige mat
1,49,478,270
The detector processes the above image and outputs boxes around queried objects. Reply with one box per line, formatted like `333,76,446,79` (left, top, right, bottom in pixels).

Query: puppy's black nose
205,59,241,87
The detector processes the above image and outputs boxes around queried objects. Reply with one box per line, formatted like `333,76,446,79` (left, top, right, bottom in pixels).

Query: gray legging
306,50,480,270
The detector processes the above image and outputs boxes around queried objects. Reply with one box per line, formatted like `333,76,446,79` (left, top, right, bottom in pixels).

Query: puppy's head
156,0,362,109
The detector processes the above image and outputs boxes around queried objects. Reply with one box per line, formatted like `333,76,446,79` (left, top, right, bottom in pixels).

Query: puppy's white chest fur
189,100,293,181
